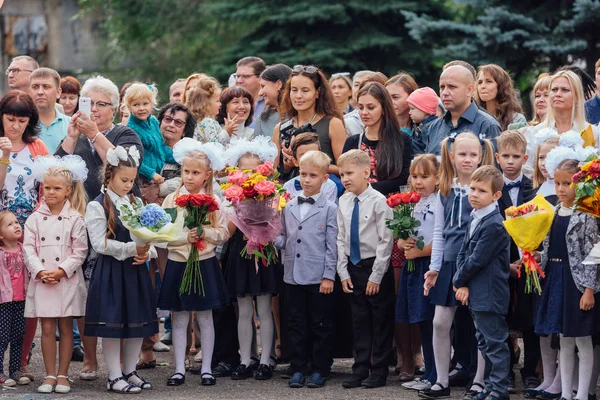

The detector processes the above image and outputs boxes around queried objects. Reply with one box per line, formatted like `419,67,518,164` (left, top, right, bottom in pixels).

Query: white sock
546,354,562,394
122,337,144,386
536,335,558,391
432,305,457,388
237,296,254,366
470,351,485,392
256,294,274,366
103,338,128,391
195,310,214,375
589,346,600,395
574,336,593,400
172,311,190,375
561,336,576,400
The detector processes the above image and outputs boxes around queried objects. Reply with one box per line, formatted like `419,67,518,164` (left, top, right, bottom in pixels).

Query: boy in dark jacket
453,165,511,400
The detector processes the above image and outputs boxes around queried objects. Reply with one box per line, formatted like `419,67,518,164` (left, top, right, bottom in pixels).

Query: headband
106,146,140,167
34,155,89,182
225,136,278,167
447,131,486,147
172,138,226,171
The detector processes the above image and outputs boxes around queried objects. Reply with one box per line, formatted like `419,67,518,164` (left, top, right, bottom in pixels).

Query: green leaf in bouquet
416,238,425,250
184,214,196,229
252,250,267,260
202,220,211,225
164,207,178,222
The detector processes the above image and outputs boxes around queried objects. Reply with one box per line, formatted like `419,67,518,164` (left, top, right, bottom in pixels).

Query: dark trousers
212,303,241,367
285,283,333,375
347,260,395,378
510,329,540,380
453,305,478,375
0,301,26,375
472,310,510,398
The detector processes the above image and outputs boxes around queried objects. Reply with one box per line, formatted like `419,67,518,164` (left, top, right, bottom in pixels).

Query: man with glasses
29,68,71,154
6,55,39,93
235,56,266,128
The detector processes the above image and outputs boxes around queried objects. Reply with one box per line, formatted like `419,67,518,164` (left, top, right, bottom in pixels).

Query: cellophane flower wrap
573,156,600,219
221,161,286,271
385,191,424,272
119,199,183,244
172,193,220,296
503,195,555,294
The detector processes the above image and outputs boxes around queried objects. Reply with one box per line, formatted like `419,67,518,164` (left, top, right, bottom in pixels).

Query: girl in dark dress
84,146,157,394
223,138,279,381
535,159,600,400
158,139,230,387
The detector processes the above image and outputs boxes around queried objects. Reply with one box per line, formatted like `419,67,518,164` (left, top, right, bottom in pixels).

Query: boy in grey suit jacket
453,166,511,400
276,150,338,389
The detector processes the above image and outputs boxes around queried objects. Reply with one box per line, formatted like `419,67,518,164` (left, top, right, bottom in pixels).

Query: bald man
425,65,501,155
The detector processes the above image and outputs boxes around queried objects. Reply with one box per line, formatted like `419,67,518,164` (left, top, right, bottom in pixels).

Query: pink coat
0,244,29,304
23,201,88,318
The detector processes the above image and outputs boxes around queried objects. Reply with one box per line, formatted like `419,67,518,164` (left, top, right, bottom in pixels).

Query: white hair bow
172,138,226,171
107,146,140,167
34,155,89,182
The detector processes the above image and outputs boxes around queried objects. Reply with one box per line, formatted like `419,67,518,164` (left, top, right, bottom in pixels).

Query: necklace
295,113,317,127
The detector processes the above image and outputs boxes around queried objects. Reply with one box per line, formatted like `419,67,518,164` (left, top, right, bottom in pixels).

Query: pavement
2,325,534,400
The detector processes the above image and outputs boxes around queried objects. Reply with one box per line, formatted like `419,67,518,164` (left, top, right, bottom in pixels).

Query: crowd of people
1,52,600,400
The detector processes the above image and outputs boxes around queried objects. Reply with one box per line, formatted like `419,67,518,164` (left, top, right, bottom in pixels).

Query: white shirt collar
301,191,321,202
470,201,497,220
503,173,523,185
106,188,130,203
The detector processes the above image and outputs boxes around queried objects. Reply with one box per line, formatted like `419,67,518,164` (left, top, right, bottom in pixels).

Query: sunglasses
331,72,350,79
293,65,319,74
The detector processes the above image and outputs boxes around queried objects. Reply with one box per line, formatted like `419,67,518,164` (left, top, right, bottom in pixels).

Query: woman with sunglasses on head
330,73,353,115
273,65,346,177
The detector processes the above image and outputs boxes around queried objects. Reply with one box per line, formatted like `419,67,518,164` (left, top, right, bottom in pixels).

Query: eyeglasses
293,65,319,74
331,72,350,79
162,115,186,128
234,74,258,80
5,68,34,76
91,101,112,109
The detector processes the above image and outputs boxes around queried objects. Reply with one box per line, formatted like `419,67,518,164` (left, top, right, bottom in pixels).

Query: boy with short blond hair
336,150,394,389
276,150,338,389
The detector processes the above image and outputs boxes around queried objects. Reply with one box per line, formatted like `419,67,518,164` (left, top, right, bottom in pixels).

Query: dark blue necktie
506,180,522,190
350,197,361,265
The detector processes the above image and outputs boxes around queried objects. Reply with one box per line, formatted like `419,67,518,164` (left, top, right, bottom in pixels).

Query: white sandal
37,375,57,393
55,375,71,394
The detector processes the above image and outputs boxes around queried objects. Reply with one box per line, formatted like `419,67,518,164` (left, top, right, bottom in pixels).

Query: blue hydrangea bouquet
119,199,183,244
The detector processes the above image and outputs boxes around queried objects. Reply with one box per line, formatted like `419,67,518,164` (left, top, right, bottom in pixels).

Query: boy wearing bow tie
276,150,338,389
494,130,540,392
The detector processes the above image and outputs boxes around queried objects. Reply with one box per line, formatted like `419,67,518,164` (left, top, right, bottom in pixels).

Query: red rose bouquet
173,193,220,295
221,161,286,271
385,191,424,272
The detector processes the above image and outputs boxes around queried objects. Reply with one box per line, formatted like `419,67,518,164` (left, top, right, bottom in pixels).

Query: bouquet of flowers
172,193,220,295
503,195,555,294
573,156,600,219
119,199,183,244
385,191,423,272
221,161,286,271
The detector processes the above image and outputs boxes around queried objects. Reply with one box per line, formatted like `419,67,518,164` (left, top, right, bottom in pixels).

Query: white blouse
413,193,436,246
85,189,156,261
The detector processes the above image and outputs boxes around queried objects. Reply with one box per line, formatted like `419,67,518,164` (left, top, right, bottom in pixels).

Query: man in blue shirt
585,58,600,124
29,68,70,154
426,65,501,155
235,56,266,129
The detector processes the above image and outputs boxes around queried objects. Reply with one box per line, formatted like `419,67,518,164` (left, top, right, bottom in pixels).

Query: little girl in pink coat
23,156,89,394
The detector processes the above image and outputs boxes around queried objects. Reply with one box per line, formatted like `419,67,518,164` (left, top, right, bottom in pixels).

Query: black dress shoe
361,375,386,388
449,369,472,387
166,373,185,386
254,364,272,380
71,345,85,362
212,362,234,377
342,375,367,389
419,382,451,399
201,373,216,386
231,364,253,380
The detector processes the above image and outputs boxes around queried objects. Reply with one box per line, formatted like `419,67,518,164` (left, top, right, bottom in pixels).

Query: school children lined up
3,54,600,400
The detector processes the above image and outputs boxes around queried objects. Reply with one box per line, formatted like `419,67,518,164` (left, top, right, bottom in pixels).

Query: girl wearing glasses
274,65,346,177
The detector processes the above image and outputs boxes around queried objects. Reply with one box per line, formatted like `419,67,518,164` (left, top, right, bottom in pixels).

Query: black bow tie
506,181,522,190
298,196,315,205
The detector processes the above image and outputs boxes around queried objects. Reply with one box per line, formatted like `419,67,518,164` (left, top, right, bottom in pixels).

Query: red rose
399,193,410,204
243,185,258,198
193,239,206,251
409,192,422,204
175,194,190,207
386,194,402,208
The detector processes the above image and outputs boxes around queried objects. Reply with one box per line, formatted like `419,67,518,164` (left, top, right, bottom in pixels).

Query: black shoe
537,391,561,400
166,373,185,386
342,375,366,389
201,373,215,386
523,377,541,390
589,395,597,400
231,364,253,380
71,345,85,362
361,375,386,388
280,365,293,379
254,364,272,380
449,369,472,387
464,383,486,400
415,366,426,376
212,362,234,378
419,382,451,399
525,389,543,399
